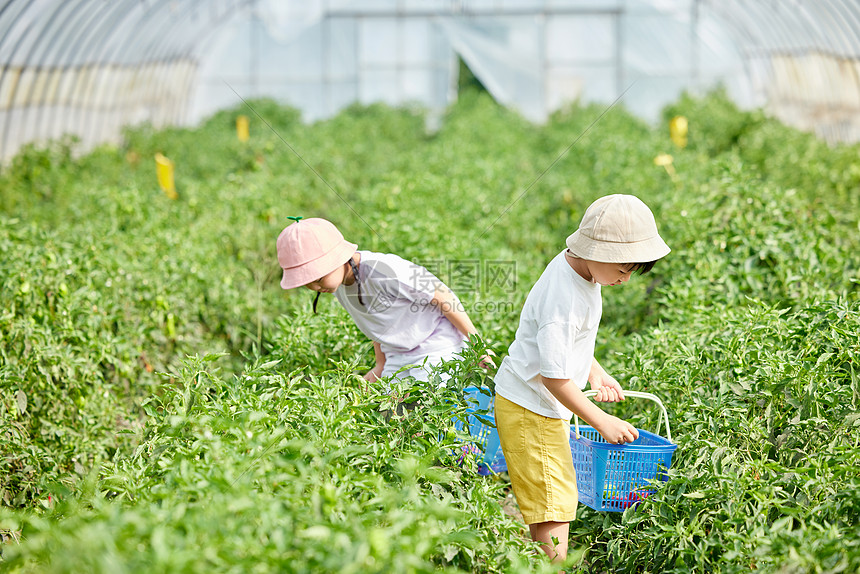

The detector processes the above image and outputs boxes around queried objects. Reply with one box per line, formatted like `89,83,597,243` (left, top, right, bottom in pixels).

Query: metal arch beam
694,0,757,89
83,0,171,146
785,0,831,52
166,1,215,127
781,0,860,142
710,0,801,103
755,0,841,118
4,0,95,142
124,0,250,132
131,0,208,135
191,0,257,60
0,0,57,161
75,0,185,147
765,0,857,57
60,0,249,153
0,0,30,46
127,0,250,129
78,0,178,149
747,0,816,55
742,0,797,54
830,0,860,57
699,0,764,103
65,0,148,150
803,0,860,141
0,0,35,110
799,2,853,72
17,0,191,158
123,0,186,59
113,1,202,109
808,0,859,56
705,0,860,143
0,0,57,59
828,0,860,111
0,0,92,162
0,0,243,160
165,0,253,127
131,0,219,135
171,0,252,61
703,0,760,55
28,0,127,152
774,0,830,110
751,0,830,110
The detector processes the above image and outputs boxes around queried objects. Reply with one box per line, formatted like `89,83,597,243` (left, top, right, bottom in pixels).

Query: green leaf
259,359,282,370
15,390,27,415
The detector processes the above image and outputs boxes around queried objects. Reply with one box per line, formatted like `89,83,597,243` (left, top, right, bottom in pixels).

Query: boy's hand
595,414,639,444
589,373,625,402
588,358,625,402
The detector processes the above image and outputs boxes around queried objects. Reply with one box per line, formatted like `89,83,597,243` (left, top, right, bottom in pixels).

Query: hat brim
280,241,358,289
566,230,670,263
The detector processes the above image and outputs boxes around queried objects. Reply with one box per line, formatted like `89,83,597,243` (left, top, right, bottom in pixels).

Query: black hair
348,257,364,307
624,260,657,275
312,256,364,314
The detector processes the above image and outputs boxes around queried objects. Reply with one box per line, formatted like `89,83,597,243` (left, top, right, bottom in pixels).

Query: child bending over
277,217,488,386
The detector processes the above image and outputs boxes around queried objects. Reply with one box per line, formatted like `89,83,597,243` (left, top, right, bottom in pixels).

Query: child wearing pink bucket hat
277,216,488,384
493,194,670,563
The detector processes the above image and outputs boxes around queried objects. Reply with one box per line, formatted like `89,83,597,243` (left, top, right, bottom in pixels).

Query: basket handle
573,390,672,443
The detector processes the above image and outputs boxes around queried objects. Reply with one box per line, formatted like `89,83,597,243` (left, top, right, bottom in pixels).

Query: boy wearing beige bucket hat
277,217,489,385
493,194,670,563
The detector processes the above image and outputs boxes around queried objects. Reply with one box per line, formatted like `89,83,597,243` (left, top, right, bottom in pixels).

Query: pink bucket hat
277,217,358,289
566,194,670,263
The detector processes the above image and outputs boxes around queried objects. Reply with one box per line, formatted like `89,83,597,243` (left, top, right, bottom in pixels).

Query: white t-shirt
335,251,466,377
494,250,602,420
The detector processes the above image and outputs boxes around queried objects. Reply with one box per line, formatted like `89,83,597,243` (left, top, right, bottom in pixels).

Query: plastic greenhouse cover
191,0,454,123
190,0,753,125
255,0,326,45
438,16,544,121
8,0,858,158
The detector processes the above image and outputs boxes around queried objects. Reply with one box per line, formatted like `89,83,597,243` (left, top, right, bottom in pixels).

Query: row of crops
1,89,858,572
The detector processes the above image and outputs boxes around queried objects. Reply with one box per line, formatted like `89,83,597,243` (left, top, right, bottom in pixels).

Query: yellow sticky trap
236,115,249,143
654,153,678,182
654,153,673,167
155,153,177,200
670,115,688,148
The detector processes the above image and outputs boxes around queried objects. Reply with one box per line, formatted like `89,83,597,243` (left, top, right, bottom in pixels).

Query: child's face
587,261,635,286
304,265,346,293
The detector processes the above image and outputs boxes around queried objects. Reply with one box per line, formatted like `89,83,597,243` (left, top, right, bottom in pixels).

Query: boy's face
586,261,635,286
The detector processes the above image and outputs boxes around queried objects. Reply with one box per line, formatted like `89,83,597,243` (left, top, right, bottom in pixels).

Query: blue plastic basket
457,387,506,475
457,389,676,509
571,391,677,512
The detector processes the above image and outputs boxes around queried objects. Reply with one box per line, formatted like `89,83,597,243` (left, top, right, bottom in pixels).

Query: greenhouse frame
1,0,859,162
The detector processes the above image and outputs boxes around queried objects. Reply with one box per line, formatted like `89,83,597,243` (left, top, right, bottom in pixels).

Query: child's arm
588,358,626,402
364,341,386,382
431,285,495,368
540,376,638,444
431,285,478,335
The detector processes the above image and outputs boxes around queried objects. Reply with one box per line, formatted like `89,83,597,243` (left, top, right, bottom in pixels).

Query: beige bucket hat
566,194,670,263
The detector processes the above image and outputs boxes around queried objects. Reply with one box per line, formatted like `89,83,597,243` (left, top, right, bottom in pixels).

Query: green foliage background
1,88,858,572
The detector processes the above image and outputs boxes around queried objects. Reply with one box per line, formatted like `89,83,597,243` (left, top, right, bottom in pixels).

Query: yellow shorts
494,394,578,525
